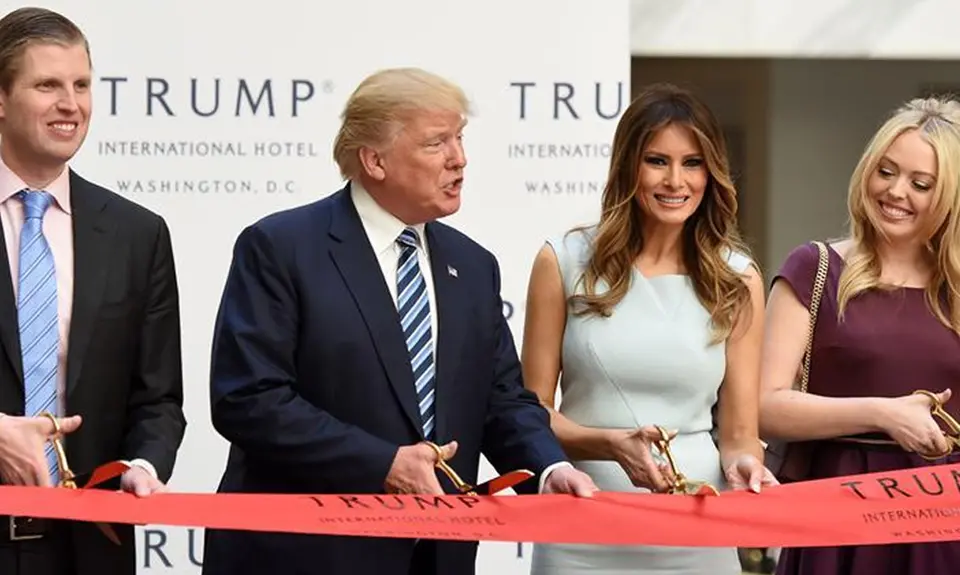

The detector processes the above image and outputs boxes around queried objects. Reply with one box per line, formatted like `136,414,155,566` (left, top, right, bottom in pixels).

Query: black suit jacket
202,184,566,575
0,171,187,575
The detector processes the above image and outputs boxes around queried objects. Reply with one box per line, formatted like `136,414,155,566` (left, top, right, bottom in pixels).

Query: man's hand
384,441,458,495
0,414,82,487
120,465,168,497
541,465,598,497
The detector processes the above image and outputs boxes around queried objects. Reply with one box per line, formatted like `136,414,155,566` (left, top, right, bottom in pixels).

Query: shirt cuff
121,458,158,479
538,461,574,494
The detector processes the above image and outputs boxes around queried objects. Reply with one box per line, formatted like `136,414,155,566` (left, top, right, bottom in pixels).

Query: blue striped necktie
17,190,60,485
396,227,436,440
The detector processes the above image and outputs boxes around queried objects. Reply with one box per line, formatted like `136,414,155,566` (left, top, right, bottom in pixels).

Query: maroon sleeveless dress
774,242,960,575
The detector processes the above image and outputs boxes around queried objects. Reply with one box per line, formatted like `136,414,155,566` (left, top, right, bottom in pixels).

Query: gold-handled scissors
912,390,960,460
41,412,78,489
425,441,534,496
652,425,719,496
40,412,122,545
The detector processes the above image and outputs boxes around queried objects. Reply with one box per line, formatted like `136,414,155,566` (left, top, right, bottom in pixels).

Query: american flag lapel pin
447,265,458,278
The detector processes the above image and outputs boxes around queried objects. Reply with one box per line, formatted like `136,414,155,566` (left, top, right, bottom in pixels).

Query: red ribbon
4,462,960,547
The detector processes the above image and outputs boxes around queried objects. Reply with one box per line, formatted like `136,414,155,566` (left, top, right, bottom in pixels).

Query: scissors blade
96,522,122,545
681,481,719,497
77,461,131,489
473,470,535,495
691,485,720,497
67,461,132,546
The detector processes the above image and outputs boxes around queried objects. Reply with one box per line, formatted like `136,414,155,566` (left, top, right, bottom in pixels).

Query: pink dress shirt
0,158,73,417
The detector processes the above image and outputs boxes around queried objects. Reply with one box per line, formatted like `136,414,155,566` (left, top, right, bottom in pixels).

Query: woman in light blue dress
521,83,777,575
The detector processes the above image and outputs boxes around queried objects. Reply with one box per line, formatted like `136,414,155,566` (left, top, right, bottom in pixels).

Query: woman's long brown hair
569,83,753,344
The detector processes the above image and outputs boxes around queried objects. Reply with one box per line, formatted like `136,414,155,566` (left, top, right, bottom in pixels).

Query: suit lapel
425,224,467,443
0,216,22,387
65,172,117,399
327,187,423,436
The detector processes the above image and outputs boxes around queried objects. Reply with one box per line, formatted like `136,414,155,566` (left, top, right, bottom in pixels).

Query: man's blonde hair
333,67,470,180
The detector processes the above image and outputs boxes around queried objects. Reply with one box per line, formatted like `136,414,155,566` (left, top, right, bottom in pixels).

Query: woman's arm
520,244,623,460
521,243,687,492
716,265,766,467
758,278,887,441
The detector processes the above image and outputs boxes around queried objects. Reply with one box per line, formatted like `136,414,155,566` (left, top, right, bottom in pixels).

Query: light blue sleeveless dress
529,227,748,575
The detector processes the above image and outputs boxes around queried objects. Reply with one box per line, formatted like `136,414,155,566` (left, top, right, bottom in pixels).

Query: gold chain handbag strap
798,241,829,393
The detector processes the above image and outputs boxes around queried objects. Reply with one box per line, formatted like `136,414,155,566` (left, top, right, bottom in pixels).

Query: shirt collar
0,155,72,214
350,179,426,253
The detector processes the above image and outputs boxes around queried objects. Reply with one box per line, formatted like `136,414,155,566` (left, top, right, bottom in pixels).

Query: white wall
630,0,960,59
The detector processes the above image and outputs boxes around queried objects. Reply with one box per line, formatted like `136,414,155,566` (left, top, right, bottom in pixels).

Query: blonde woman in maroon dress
760,96,960,575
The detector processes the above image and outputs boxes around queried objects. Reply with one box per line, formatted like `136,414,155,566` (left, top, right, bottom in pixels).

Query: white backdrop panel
0,1,629,572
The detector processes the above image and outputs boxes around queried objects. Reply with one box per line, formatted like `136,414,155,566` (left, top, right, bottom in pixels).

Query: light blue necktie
17,190,60,484
396,227,436,440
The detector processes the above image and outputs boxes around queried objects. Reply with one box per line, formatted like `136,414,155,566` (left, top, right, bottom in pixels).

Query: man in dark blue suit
201,67,597,575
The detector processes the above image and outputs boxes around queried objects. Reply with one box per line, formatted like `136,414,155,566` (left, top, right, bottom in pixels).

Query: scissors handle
425,441,476,495
652,425,719,496
912,390,960,460
39,412,77,489
38,412,122,545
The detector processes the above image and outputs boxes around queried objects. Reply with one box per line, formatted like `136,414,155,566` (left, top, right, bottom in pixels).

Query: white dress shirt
350,180,437,352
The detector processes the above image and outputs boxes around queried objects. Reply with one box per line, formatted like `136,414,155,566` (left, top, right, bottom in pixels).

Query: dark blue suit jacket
201,185,567,575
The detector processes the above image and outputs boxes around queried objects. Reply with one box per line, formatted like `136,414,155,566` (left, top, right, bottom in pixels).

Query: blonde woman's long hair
840,97,960,334
569,83,753,344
